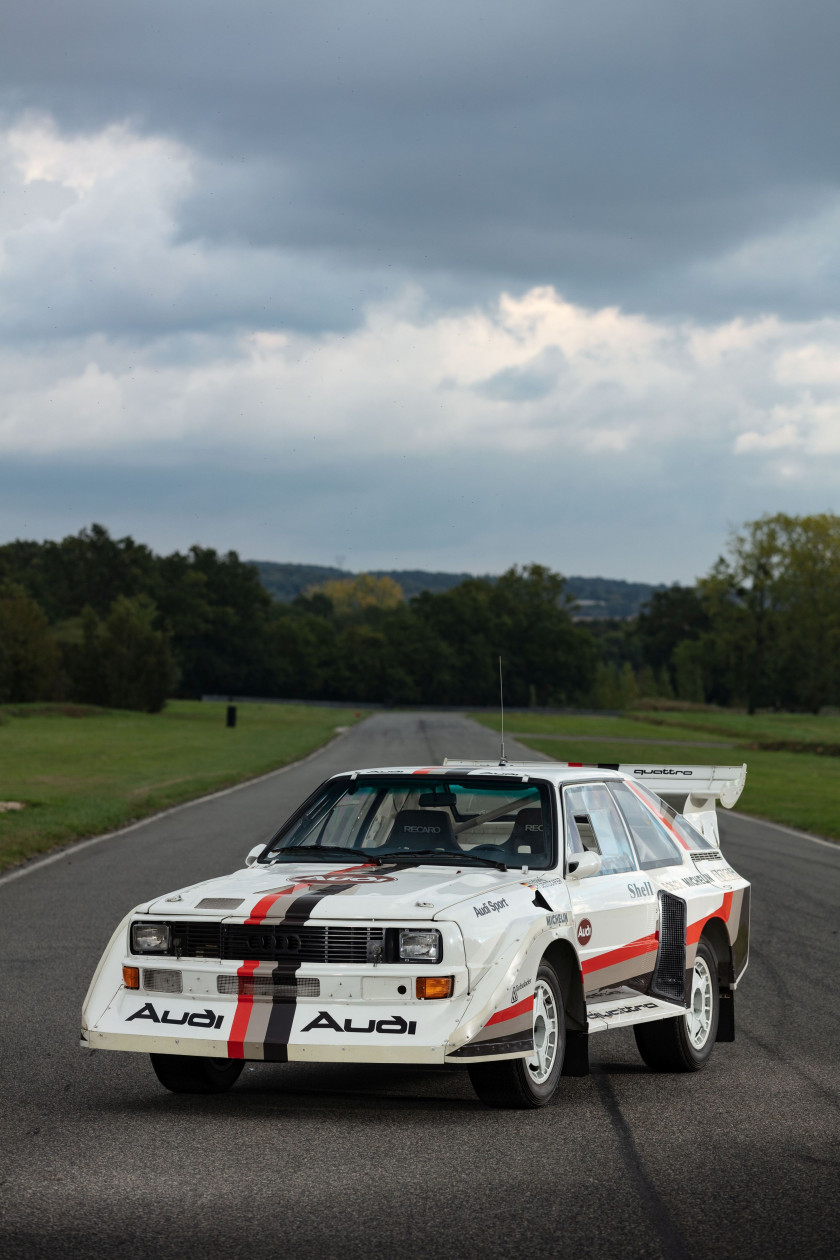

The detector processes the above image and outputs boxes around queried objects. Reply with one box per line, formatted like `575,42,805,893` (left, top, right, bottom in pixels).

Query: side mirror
566,851,602,880
245,844,265,868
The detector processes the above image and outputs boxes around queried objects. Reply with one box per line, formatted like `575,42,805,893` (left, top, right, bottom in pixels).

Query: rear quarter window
610,783,683,870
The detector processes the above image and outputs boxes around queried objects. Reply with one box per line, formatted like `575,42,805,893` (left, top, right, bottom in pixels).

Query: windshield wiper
382,849,508,871
269,846,381,865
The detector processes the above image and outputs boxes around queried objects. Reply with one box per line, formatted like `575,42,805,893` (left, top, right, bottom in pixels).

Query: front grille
143,968,183,994
167,922,385,964
217,974,320,999
650,891,687,1003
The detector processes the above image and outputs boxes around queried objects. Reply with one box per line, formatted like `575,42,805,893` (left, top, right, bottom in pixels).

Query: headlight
131,922,171,954
398,929,441,963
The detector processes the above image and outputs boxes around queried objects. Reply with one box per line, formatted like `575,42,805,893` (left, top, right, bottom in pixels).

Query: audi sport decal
577,918,593,945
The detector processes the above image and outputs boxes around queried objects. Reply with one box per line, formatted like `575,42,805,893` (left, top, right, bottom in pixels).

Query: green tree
69,596,175,712
0,583,59,702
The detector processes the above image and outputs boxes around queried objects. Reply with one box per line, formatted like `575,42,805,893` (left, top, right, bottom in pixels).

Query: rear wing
552,763,747,810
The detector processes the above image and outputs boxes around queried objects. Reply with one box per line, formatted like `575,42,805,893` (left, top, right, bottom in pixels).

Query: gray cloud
1,2,838,578
2,2,839,326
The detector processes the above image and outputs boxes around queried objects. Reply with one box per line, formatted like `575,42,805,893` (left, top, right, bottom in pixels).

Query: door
562,782,658,998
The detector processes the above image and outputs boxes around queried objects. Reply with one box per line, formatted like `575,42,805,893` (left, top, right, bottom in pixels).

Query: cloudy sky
1,1,838,583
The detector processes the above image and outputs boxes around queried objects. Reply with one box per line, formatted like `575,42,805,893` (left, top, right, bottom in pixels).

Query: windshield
266,777,554,869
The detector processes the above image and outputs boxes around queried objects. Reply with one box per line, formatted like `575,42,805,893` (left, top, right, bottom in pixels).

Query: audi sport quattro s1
82,759,750,1108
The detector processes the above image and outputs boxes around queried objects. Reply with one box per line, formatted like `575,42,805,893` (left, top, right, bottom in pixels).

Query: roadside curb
0,724,357,890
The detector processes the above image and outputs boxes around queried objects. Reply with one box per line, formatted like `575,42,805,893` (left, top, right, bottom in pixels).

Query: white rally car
82,759,750,1108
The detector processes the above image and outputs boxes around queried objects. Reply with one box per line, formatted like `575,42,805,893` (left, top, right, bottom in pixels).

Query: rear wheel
468,963,565,1109
634,938,720,1072
150,1054,244,1094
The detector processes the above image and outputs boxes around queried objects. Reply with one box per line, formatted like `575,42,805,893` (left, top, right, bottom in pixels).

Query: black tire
634,938,720,1072
468,963,566,1109
150,1054,245,1094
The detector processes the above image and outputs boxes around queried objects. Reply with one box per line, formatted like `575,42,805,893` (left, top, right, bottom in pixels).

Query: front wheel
150,1054,245,1094
634,938,720,1072
468,963,565,1108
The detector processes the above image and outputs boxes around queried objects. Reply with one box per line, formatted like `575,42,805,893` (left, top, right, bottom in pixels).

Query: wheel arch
541,938,589,1075
699,917,736,1043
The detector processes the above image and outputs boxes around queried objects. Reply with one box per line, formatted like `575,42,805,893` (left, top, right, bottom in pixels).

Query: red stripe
568,762,583,768
626,780,691,850
687,892,733,944
245,864,376,924
246,885,300,925
413,768,435,775
485,994,535,1027
581,932,659,976
227,960,259,1058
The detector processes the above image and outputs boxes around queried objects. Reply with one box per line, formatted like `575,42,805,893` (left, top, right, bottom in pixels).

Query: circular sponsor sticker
303,873,395,885
576,918,593,945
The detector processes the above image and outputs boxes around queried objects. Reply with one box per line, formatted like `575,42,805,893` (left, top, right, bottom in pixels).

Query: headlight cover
131,922,171,954
398,928,442,963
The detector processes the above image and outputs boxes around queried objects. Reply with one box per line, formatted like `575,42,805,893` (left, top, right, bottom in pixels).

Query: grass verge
473,712,840,842
0,700,364,872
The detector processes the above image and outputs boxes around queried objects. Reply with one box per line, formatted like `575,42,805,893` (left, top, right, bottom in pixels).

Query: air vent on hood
196,898,244,910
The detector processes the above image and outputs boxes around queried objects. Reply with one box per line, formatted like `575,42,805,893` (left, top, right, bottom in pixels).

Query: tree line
1,514,838,713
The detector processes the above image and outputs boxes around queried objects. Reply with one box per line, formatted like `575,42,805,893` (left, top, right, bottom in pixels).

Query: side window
633,783,715,851
564,784,637,876
610,783,683,870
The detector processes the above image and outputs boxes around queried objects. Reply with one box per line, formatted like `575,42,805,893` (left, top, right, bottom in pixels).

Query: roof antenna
498,655,507,766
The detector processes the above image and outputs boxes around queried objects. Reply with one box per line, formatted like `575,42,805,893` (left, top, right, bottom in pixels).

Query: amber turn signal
416,975,454,1000
123,966,140,990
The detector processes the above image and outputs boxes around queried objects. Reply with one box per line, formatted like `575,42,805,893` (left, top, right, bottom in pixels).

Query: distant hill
250,560,663,619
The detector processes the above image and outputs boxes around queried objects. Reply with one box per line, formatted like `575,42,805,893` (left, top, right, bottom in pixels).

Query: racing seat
383,810,460,852
504,808,546,859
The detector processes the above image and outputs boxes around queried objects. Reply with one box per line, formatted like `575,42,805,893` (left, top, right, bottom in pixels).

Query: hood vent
196,898,245,910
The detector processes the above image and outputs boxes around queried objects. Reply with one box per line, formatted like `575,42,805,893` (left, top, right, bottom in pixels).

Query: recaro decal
301,1011,417,1035
126,1002,224,1029
577,918,593,945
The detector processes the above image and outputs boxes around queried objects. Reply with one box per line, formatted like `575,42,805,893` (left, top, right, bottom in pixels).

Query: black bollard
226,704,237,729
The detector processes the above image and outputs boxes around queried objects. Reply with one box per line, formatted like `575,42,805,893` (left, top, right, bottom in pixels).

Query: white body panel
82,761,751,1068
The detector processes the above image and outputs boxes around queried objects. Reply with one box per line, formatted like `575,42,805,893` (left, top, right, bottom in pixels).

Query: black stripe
262,865,400,1059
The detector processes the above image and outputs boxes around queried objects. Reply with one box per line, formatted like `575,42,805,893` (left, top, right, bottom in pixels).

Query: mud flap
716,989,735,1042
561,1029,589,1076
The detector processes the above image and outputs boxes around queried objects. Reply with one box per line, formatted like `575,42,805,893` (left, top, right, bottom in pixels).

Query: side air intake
650,891,687,1004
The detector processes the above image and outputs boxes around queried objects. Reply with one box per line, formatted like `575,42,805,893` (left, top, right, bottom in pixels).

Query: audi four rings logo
247,932,301,952
577,918,593,945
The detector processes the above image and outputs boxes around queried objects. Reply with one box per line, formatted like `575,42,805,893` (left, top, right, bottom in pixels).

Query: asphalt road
1,713,838,1259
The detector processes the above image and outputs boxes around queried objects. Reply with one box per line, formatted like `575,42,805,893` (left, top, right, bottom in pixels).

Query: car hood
144,860,533,920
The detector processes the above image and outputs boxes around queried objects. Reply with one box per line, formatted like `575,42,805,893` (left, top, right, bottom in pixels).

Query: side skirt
586,991,687,1034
